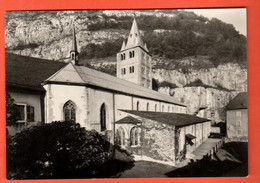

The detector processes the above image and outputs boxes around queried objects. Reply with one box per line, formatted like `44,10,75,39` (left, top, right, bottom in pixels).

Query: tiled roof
121,110,210,127
74,64,186,106
226,92,248,110
5,53,66,91
115,115,142,124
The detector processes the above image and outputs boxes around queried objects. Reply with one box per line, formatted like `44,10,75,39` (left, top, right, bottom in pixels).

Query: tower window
121,68,126,75
147,103,149,111
129,66,135,73
168,106,170,112
155,104,157,112
132,51,135,57
137,101,140,111
162,105,164,112
100,103,106,131
129,51,132,58
121,54,123,61
64,100,76,122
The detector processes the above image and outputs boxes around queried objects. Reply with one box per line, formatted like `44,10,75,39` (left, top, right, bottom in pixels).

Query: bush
7,121,114,179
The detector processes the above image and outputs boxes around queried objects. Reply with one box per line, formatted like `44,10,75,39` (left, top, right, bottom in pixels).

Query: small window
237,129,243,135
236,111,241,118
129,51,132,58
121,54,123,61
147,103,149,111
16,104,26,121
26,106,35,122
162,105,164,112
123,53,125,60
130,126,140,146
236,120,242,127
132,66,134,73
100,103,106,131
155,104,157,112
137,101,140,111
168,106,170,112
132,51,135,57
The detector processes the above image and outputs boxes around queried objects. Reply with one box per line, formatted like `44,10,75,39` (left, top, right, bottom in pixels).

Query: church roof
226,92,247,110
5,53,66,91
45,63,186,106
120,110,210,127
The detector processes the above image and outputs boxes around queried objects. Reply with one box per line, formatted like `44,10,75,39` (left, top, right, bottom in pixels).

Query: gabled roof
226,92,248,110
115,115,142,124
5,53,67,91
121,110,210,127
45,63,186,106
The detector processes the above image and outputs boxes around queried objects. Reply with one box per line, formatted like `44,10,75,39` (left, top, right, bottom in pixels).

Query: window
100,103,106,131
116,127,125,146
64,100,76,122
236,111,241,118
172,106,174,112
162,105,164,112
130,126,140,146
71,53,75,60
123,53,125,60
168,106,170,112
129,66,135,73
147,103,149,111
26,106,35,122
237,129,243,135
129,51,132,58
236,120,242,127
132,51,135,57
121,54,123,61
16,104,35,122
155,104,157,112
136,101,140,111
121,68,126,75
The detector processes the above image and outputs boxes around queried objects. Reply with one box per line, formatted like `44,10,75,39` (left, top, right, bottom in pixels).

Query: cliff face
155,63,247,122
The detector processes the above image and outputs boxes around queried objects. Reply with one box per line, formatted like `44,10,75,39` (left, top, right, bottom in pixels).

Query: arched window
116,127,125,146
129,51,132,58
147,103,149,111
100,103,106,131
63,100,76,122
137,101,140,111
155,104,157,112
130,126,140,146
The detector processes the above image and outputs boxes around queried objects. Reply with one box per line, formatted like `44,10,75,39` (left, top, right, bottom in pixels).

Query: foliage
6,92,18,126
84,12,246,67
7,121,118,179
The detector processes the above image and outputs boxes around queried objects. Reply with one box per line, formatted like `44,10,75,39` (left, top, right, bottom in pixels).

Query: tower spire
125,18,144,49
70,25,79,65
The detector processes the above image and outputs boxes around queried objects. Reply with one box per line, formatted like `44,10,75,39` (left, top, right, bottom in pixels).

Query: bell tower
70,26,79,65
116,18,152,89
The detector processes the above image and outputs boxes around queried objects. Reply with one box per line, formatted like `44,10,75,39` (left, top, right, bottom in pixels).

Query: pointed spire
125,18,143,48
71,26,78,53
70,24,79,65
120,41,126,51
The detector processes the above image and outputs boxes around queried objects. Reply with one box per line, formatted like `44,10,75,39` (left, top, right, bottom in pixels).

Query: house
5,53,66,135
226,92,248,140
6,18,214,165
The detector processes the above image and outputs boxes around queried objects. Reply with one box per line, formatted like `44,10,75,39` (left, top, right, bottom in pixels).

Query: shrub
7,121,114,179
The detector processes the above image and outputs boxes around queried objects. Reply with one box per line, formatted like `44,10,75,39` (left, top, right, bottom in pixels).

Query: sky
185,8,247,36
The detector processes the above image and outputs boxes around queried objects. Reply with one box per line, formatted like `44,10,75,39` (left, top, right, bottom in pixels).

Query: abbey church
6,19,218,165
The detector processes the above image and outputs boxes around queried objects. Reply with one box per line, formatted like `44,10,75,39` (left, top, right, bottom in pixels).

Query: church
6,19,213,165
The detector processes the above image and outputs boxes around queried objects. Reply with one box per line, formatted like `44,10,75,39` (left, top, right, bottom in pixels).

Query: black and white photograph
5,9,247,179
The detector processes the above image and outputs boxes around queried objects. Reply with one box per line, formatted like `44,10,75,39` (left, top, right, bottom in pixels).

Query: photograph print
5,8,247,179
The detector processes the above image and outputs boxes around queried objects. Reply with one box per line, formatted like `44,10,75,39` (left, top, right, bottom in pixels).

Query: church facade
6,19,212,165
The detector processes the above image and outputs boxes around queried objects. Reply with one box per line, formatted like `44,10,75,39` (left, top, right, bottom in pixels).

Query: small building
226,92,248,140
5,53,66,135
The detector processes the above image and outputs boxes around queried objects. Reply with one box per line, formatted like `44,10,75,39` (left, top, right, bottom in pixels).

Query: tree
7,121,114,179
6,92,17,126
